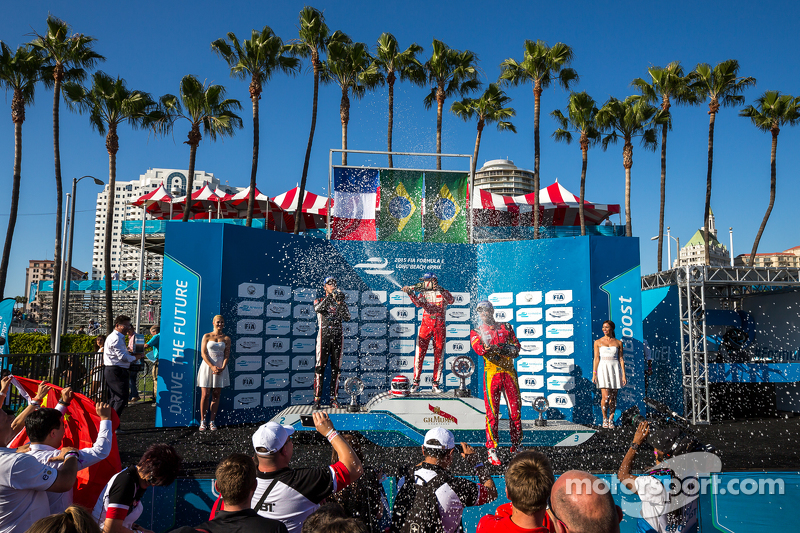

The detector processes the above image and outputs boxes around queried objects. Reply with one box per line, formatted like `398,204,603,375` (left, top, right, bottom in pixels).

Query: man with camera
312,277,351,409
470,300,522,466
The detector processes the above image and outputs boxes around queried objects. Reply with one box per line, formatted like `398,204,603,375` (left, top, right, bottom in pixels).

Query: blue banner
0,298,14,357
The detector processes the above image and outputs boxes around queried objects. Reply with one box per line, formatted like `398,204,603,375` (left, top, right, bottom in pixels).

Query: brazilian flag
424,171,468,243
378,170,423,241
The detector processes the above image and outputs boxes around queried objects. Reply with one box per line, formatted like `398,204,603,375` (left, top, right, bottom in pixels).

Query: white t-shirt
0,448,57,533
635,475,669,533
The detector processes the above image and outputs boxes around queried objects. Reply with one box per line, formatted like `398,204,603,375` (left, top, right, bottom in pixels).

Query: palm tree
211,26,299,226
423,39,480,170
690,60,755,265
324,32,381,166
374,33,424,167
159,76,243,222
288,6,330,234
740,91,800,264
0,43,43,299
499,40,578,239
451,83,516,177
31,16,103,345
596,95,660,237
551,91,601,236
63,72,160,333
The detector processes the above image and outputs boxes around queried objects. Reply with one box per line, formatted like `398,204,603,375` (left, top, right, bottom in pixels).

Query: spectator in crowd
7,382,53,442
328,434,389,532
26,504,101,533
92,443,182,533
391,427,497,533
103,315,145,418
26,392,113,513
315,518,367,533
169,454,287,533
77,326,87,336
477,451,555,533
249,412,362,532
90,336,105,400
145,326,160,406
301,503,348,533
0,404,80,533
0,376,10,412
550,470,622,533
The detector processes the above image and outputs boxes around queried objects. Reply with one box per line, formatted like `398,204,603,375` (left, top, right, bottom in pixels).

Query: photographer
312,278,350,409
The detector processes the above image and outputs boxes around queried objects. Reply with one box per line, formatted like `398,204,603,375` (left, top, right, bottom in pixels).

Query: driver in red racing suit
470,300,522,466
402,273,454,394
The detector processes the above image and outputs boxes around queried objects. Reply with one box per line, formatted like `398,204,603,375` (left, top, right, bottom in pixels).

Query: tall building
24,259,85,322
674,209,731,267
474,159,535,196
91,168,239,280
735,246,800,268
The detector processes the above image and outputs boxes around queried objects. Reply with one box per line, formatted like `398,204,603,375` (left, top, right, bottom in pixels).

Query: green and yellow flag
378,170,423,241
424,171,468,243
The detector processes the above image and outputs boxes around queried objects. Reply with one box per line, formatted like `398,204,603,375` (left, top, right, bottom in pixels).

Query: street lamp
62,175,104,334
729,227,734,267
650,226,680,271
54,193,71,352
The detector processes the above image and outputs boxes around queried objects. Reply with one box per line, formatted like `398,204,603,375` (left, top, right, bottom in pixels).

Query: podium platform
270,391,596,447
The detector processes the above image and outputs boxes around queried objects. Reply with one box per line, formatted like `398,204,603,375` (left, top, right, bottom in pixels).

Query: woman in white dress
197,315,231,431
593,320,627,429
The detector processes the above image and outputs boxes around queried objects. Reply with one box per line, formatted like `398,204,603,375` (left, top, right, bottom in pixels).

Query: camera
619,398,714,458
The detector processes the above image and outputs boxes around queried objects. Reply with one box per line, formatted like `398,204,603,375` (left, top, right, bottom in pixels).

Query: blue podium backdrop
157,223,644,428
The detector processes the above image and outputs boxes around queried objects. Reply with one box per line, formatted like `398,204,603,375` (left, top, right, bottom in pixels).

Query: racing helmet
390,375,411,397
422,272,437,281
476,300,494,311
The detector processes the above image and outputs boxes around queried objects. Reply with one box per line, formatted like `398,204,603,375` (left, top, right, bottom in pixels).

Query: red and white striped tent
472,180,620,226
131,183,173,218
273,186,333,232
171,183,225,219
224,186,295,231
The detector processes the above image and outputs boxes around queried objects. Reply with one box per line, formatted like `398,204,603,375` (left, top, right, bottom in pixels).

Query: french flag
332,168,379,240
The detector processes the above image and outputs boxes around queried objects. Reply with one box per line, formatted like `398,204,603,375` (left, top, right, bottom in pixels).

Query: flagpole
469,155,474,245
327,150,333,240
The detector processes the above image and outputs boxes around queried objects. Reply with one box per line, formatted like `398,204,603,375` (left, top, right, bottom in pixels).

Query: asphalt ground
117,401,800,478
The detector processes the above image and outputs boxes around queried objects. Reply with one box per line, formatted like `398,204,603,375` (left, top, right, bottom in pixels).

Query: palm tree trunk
704,110,716,266
387,73,395,168
52,75,63,348
658,122,668,270
182,139,199,222
436,87,444,170
623,140,633,238
472,121,484,176
533,83,542,239
579,145,587,237
749,130,778,263
341,89,349,166
245,82,260,227
295,55,320,235
104,126,119,334
0,120,22,299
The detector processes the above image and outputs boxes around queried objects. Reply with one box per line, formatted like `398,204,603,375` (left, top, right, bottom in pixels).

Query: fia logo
268,285,291,300
545,290,573,305
237,319,263,335
264,337,290,354
446,340,470,354
271,340,284,350
518,325,543,338
451,292,470,305
234,374,260,391
391,307,414,321
546,341,574,356
264,391,289,407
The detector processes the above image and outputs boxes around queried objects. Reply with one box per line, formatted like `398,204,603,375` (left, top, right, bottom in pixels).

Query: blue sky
2,0,800,298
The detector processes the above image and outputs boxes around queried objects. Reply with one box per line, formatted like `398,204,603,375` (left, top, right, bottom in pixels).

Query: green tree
690,60,755,265
0,43,43,299
31,16,103,345
499,40,578,238
740,91,800,264
451,83,516,178
596,95,660,237
374,33,424,167
288,6,330,234
633,62,698,270
423,39,480,170
324,32,381,166
64,72,161,332
159,76,243,222
551,91,601,236
211,26,299,226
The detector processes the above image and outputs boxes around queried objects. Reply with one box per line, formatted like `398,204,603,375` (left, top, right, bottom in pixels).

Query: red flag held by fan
9,377,121,509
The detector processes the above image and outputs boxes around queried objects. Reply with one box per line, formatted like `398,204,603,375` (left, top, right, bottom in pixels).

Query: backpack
391,466,451,533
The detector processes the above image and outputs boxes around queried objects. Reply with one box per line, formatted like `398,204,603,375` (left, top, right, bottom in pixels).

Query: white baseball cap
423,427,455,450
252,422,295,456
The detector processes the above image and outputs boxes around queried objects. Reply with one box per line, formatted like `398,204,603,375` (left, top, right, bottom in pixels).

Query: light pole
54,193,71,353
729,227,734,267
651,226,680,271
63,175,104,333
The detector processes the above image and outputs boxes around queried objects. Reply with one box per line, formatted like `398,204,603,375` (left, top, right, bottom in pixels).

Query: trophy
343,377,365,412
532,396,549,427
451,356,475,397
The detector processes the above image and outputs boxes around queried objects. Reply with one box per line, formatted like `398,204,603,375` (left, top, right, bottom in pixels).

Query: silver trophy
343,377,365,412
532,396,549,427
451,356,475,397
